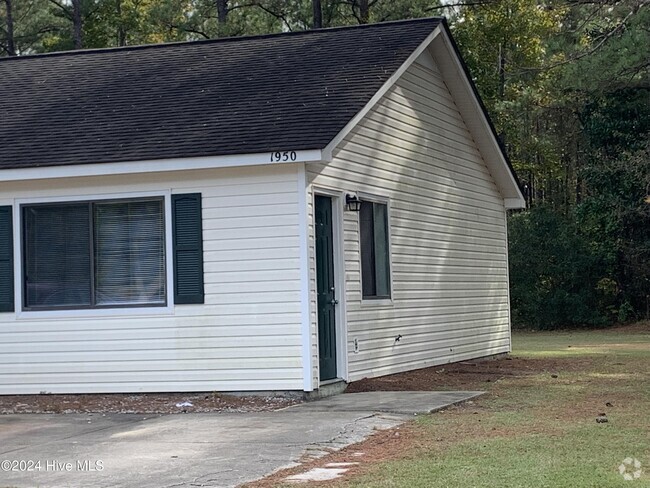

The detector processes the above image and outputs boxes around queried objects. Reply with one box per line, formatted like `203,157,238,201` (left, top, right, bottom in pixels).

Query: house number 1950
270,151,297,162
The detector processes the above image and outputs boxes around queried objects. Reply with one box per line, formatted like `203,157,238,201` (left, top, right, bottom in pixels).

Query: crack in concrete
160,469,235,488
299,413,405,462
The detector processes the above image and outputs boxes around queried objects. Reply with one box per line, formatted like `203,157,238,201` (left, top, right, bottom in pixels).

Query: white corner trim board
0,150,324,182
297,164,314,392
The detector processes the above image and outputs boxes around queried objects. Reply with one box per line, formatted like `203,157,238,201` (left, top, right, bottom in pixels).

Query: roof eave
0,149,323,182
431,22,526,209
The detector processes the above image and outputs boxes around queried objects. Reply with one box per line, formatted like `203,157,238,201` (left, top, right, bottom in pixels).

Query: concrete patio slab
291,391,484,415
0,390,482,488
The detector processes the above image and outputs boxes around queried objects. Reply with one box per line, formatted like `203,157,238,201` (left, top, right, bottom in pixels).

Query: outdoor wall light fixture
345,193,362,212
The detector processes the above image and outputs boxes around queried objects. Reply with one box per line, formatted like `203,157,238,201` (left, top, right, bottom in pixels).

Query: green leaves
576,143,650,320
451,0,649,327
509,142,650,329
509,205,609,329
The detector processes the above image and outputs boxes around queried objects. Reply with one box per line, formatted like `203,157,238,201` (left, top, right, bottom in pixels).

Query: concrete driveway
0,391,481,488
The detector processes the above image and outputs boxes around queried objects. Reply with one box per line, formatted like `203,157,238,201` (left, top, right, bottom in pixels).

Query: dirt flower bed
0,392,300,414
344,355,544,392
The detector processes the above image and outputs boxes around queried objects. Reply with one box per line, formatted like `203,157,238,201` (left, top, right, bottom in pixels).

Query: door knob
330,298,339,305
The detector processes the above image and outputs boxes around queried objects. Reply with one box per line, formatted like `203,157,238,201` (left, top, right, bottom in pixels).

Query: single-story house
0,17,525,395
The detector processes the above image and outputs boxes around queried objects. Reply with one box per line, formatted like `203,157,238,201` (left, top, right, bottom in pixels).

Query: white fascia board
430,30,526,208
0,149,323,182
321,25,444,162
505,197,526,210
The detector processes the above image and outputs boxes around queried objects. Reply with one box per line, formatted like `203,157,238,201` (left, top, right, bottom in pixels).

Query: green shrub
575,143,650,322
508,206,609,329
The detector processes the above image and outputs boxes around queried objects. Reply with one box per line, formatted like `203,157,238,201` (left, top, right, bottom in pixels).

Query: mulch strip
0,392,300,414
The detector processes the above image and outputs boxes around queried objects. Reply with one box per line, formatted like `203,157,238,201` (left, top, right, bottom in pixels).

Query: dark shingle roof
0,18,443,170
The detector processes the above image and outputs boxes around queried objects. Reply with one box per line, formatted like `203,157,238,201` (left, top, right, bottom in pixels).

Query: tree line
2,0,649,328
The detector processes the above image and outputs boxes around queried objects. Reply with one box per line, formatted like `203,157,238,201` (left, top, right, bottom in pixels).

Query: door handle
330,298,339,305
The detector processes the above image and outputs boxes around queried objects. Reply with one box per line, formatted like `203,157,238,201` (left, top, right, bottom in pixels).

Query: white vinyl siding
307,51,511,382
0,164,304,394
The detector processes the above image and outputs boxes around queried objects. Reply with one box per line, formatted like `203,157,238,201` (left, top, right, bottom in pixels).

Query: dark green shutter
0,206,14,312
172,194,204,304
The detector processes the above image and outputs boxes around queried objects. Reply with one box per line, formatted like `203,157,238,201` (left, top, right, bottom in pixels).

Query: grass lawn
257,323,650,487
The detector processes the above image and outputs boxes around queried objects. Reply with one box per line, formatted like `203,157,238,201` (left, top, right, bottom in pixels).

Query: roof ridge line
0,17,444,62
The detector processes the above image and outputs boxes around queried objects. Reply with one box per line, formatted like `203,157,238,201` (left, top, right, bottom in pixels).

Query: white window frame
13,190,175,319
357,192,394,307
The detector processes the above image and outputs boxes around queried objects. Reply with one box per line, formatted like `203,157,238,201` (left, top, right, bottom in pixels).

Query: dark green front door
315,195,337,381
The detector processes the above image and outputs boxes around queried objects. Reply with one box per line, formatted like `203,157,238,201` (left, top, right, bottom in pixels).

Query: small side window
360,200,391,299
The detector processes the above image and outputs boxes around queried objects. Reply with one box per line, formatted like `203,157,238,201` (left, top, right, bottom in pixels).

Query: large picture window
22,198,166,310
359,200,391,299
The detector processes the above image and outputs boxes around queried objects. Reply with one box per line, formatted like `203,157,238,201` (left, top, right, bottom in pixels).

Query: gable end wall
307,51,511,384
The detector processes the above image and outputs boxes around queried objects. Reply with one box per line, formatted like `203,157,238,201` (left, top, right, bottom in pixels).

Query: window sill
15,305,175,321
360,298,394,308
